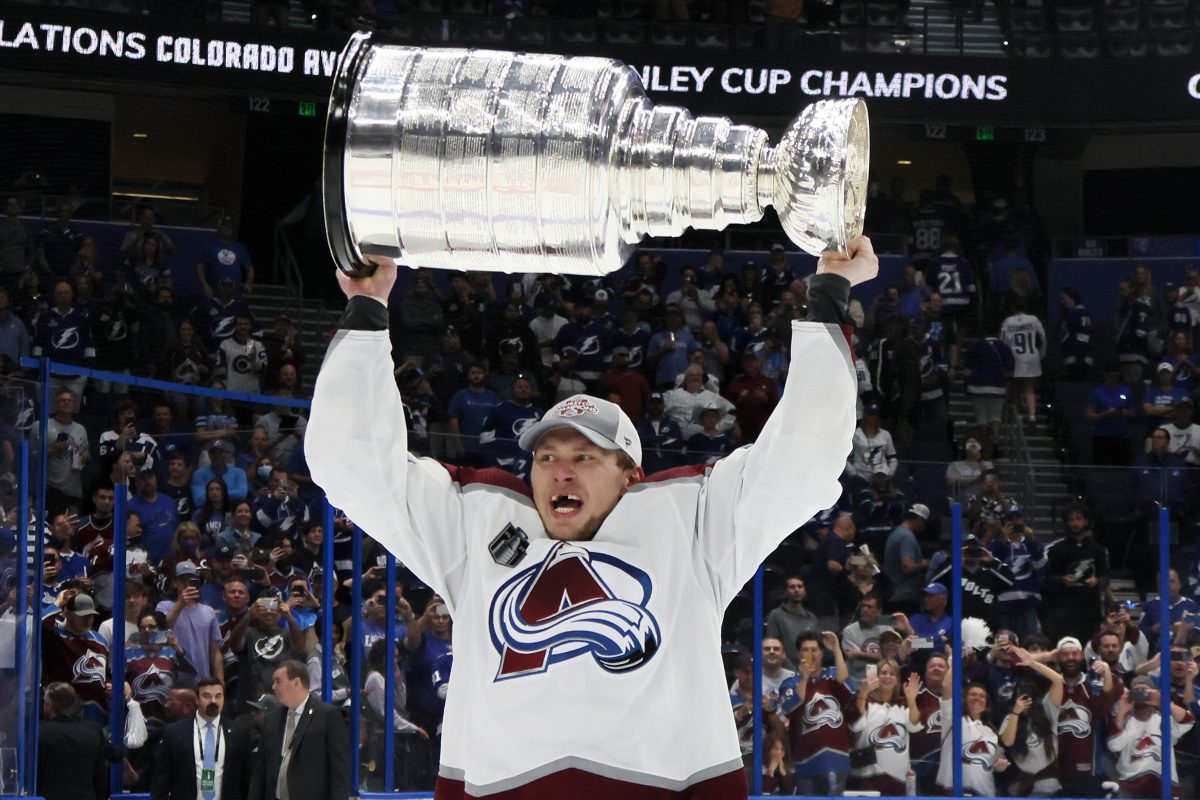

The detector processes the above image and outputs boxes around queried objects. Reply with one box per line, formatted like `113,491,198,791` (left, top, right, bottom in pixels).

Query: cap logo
556,398,599,418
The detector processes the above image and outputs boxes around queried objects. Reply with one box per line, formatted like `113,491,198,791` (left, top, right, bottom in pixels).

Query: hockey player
307,238,878,799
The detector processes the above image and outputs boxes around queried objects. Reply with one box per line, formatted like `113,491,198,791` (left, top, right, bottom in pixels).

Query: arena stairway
948,384,1075,541
245,282,336,391
908,0,1006,55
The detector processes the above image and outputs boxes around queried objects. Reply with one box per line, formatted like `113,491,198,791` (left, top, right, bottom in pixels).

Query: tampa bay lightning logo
1057,701,1092,739
488,541,660,681
869,722,907,752
212,316,235,340
52,327,80,351
512,416,538,438
577,335,601,357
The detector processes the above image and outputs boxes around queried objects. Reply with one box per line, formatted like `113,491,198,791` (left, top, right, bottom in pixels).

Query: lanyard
195,718,223,763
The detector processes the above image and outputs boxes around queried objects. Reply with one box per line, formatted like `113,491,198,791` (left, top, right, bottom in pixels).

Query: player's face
531,428,640,542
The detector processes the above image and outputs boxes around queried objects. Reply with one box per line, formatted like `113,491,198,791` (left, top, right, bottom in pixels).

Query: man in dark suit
250,660,350,800
37,682,113,800
152,676,251,800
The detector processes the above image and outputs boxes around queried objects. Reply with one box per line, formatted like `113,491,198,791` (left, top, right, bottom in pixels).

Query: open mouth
550,494,583,516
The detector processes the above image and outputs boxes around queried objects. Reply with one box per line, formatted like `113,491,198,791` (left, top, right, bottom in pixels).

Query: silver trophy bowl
324,33,869,277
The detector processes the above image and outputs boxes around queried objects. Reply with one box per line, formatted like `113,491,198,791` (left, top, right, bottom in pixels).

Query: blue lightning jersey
479,402,543,482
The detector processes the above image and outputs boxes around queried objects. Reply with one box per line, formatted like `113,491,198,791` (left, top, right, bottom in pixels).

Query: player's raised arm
308,260,468,603
697,237,878,607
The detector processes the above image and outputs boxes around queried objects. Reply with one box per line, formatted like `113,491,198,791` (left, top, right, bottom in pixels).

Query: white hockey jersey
308,320,856,798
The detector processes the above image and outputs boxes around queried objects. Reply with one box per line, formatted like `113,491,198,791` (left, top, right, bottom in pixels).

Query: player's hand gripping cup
322,32,869,277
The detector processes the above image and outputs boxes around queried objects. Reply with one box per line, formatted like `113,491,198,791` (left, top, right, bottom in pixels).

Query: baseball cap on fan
518,395,642,467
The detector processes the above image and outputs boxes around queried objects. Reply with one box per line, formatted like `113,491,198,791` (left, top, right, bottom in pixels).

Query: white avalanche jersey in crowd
309,317,856,799
848,701,922,782
1108,710,1194,792
999,312,1047,379
937,700,1001,797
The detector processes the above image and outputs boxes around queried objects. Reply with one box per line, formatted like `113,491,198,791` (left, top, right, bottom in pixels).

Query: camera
1170,650,1190,662
256,597,280,611
1131,687,1153,703
144,630,168,645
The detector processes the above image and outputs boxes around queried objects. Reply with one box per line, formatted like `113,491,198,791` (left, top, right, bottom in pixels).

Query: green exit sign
975,126,995,141
298,101,318,117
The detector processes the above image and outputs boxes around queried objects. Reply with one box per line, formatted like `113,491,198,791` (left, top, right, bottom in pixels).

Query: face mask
257,465,273,482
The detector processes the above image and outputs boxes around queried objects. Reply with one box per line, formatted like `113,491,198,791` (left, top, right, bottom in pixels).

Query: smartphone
1125,600,1140,610
56,432,69,442
256,597,279,611
878,614,897,628
280,415,298,430
1131,687,1152,703
187,576,202,589
375,555,387,568
912,637,935,650
1171,650,1190,662
145,630,168,645
865,664,877,681
435,603,449,617
1184,612,1200,625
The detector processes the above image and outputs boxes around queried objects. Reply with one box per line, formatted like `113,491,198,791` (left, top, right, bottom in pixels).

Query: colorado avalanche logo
554,398,599,419
963,739,996,769
1057,702,1092,739
869,722,907,752
132,663,174,703
52,328,80,352
926,707,944,735
72,652,107,685
1132,735,1162,763
801,693,844,734
488,541,660,681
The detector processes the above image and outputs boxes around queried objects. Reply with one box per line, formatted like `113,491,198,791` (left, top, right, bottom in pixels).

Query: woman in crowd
363,638,427,738
848,660,923,794
837,550,881,628
123,610,195,720
998,646,1065,796
191,478,232,550
158,521,204,578
946,436,993,504
68,236,104,286
761,731,796,796
938,657,1010,796
216,499,260,556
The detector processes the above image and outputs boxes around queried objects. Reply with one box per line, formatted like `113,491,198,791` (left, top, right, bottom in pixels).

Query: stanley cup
324,32,869,277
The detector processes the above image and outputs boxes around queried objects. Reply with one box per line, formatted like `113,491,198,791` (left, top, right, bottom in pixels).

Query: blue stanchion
950,502,963,799
1158,506,1172,800
321,501,335,704
13,442,28,795
751,565,763,797
29,359,50,797
108,490,127,793
350,526,364,794
385,551,397,792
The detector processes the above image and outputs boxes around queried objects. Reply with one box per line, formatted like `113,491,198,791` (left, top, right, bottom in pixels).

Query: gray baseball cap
518,395,642,467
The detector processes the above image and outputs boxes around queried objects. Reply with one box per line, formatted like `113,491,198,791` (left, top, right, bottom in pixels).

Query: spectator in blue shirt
646,305,698,390
908,583,951,653
988,510,1047,642
1139,569,1198,646
635,391,685,475
1133,427,1189,513
1144,361,1190,434
0,289,28,370
195,216,253,298
127,469,180,565
190,439,248,506
1087,365,1137,466
446,363,503,459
